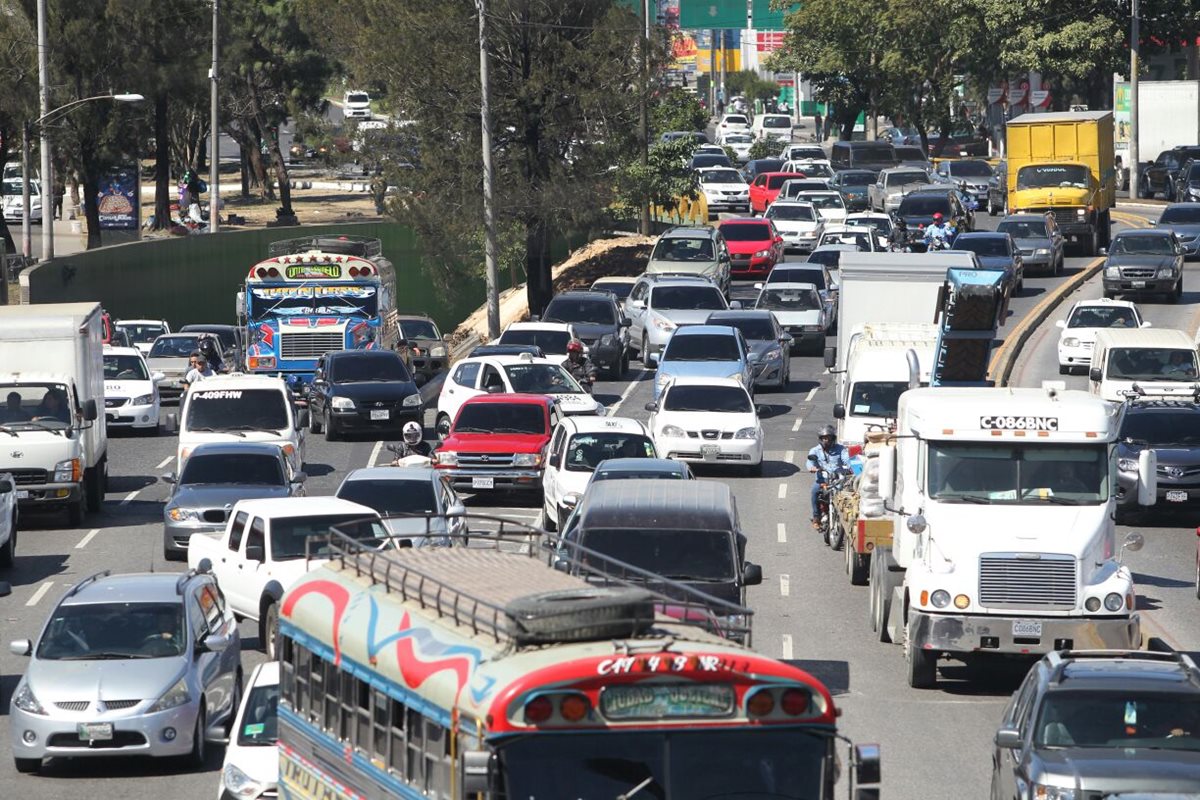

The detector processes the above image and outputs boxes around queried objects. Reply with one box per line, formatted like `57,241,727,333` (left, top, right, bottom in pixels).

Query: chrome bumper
909,609,1140,655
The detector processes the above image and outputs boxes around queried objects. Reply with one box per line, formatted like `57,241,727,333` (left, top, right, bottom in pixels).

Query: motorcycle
810,456,855,548
386,443,432,468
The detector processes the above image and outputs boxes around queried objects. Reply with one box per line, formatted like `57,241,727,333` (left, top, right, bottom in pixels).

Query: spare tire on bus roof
504,587,655,645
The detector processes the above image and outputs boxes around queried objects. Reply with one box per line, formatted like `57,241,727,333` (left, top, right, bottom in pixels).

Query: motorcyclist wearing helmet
392,421,432,460
807,425,851,530
923,211,955,250
889,217,910,251
564,338,598,392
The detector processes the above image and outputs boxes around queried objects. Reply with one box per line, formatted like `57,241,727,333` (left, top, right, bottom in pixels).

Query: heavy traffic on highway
2,109,1200,799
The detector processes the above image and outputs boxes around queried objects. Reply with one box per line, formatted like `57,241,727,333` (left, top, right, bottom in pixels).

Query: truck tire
261,602,280,659
85,465,102,513
505,588,655,644
541,502,557,532
846,545,869,586
68,497,84,526
435,413,452,440
905,626,938,689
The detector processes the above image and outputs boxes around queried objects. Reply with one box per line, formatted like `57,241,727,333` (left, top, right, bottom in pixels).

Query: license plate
471,476,494,489
1012,620,1043,638
1131,280,1146,288
1166,490,1188,503
77,722,113,741
701,445,720,461
16,490,29,499
369,409,390,421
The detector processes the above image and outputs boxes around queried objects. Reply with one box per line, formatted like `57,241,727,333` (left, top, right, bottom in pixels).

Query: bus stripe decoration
365,600,493,703
281,579,351,665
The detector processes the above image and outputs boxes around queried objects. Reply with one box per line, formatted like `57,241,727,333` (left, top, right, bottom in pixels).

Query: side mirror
1055,319,1066,329
200,632,234,654
620,318,632,328
151,371,165,382
82,399,98,421
245,544,265,563
855,743,882,784
461,750,495,794
833,403,846,420
743,562,763,586
10,638,32,656
291,472,308,484
1141,321,1152,328
164,413,179,433
1137,449,1157,506
644,401,658,412
878,444,896,496
1088,367,1102,383
446,502,467,517
993,727,1022,750
780,333,793,344
1123,531,1145,554
719,252,730,263
1098,247,1108,256
161,472,176,485
486,385,504,394
753,282,763,290
823,347,837,369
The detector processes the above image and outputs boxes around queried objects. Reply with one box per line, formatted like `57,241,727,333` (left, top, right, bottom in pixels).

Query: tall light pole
209,0,220,232
37,0,52,260
1128,0,1140,200
639,0,651,236
474,0,500,340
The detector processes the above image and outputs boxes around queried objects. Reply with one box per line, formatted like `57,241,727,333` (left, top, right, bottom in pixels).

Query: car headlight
1076,208,1086,216
661,424,687,438
13,682,46,715
54,458,81,483
1061,337,1079,347
651,316,676,332
429,345,447,358
330,396,355,410
1157,267,1177,278
148,675,191,713
1033,784,1076,800
435,451,458,466
1035,248,1051,256
222,763,265,798
167,507,202,522
1117,457,1137,472
753,249,770,258
402,393,422,407
930,590,951,608
512,452,543,467
762,347,782,361
1105,267,1120,279
599,333,616,346
132,393,154,405
734,426,758,439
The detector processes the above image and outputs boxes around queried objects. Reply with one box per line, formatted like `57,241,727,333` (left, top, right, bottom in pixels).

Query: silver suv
645,226,731,296
623,275,731,368
9,569,241,773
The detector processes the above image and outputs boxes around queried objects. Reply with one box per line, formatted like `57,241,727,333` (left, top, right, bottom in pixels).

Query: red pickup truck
434,393,562,494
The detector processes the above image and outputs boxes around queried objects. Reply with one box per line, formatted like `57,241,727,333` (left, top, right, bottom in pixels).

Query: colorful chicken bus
277,519,882,800
238,236,397,395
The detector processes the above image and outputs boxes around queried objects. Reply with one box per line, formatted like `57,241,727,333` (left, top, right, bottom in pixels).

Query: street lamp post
21,93,145,261
1129,0,1140,201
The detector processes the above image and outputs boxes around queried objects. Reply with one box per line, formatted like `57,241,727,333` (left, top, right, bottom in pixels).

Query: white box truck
0,303,108,524
1115,80,1200,181
832,322,938,445
871,386,1153,689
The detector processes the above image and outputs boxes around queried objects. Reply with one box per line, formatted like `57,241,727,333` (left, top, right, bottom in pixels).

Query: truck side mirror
295,408,310,430
164,413,178,434
0,478,11,493
461,750,495,794
823,347,837,369
743,562,763,586
82,399,98,421
245,544,265,563
1137,449,1157,506
878,444,896,496
1088,367,1102,382
854,743,882,786
833,403,845,420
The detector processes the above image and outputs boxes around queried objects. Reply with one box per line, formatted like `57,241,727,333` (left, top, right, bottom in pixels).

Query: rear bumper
908,609,1140,655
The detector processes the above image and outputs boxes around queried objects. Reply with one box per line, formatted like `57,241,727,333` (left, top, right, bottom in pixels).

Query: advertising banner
96,167,139,230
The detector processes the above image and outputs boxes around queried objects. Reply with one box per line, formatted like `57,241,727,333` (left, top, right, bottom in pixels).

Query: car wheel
642,336,655,370
309,405,323,434
13,758,39,774
0,525,13,567
323,409,340,441
188,705,207,768
1174,276,1184,302
261,603,279,660
436,413,452,440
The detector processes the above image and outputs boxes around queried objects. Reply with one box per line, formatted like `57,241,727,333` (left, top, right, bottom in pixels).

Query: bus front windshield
247,285,379,321
499,729,830,799
927,443,1108,505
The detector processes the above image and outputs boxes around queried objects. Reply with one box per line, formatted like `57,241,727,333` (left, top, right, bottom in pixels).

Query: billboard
96,167,140,230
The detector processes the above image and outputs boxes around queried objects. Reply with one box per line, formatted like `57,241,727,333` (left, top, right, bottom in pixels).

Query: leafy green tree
746,137,777,160
724,70,779,103
0,5,37,254
652,88,708,135
613,136,698,218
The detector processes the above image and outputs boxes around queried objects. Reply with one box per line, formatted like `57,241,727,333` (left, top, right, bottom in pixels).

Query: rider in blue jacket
807,425,851,530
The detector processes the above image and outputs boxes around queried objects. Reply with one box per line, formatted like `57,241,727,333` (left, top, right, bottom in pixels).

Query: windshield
839,171,875,186
500,728,828,799
898,195,950,216
997,220,1047,239
1016,164,1090,190
651,286,725,311
766,204,817,222
1110,235,1175,255
895,146,926,161
717,317,776,340
454,402,545,434
246,285,379,321
663,384,751,413
593,281,635,300
691,155,729,168
1122,411,1200,445
767,174,800,190
956,237,1009,257
664,334,741,362
37,602,185,660
699,169,743,184
272,514,387,560
821,231,869,249
0,382,72,429
593,466,685,482
847,217,891,234
499,329,572,355
722,115,748,125
652,238,714,262
1156,152,1182,169
795,163,832,178
565,433,655,471
1034,691,1200,751
757,287,820,311
927,443,1108,504
398,320,439,339
807,250,843,268
1106,347,1198,381
337,479,438,514
329,355,410,382
948,161,993,178
721,223,773,242
504,364,584,395
182,327,236,350
149,336,202,358
799,194,844,209
887,172,929,188
544,298,616,326
180,453,284,485
116,324,165,344
767,268,824,288
236,682,280,747
1068,306,1138,329
185,388,290,432
104,354,149,381
584,528,735,580
761,116,790,129
850,145,898,167
346,92,369,103
1159,206,1200,224
848,381,908,418
725,133,753,144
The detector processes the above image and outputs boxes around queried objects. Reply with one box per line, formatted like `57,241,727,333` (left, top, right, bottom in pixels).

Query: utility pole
209,0,220,231
474,0,500,340
1129,0,1140,201
639,0,651,236
37,0,52,261
21,123,32,259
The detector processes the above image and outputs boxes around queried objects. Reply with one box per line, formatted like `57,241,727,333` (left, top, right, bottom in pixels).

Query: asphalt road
0,203,1169,799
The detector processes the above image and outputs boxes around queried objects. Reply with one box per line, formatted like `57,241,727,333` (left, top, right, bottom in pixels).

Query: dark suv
1115,397,1200,514
1141,146,1200,200
992,650,1200,799
308,349,423,440
894,189,972,251
542,290,631,379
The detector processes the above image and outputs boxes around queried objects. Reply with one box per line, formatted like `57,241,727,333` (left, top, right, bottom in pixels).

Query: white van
171,375,306,470
752,113,794,143
342,90,371,120
1089,328,1199,401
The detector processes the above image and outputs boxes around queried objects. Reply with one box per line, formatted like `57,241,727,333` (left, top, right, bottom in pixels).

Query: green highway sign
751,0,800,30
679,0,746,29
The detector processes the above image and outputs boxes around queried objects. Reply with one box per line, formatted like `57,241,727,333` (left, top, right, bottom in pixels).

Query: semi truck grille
979,553,1077,610
279,331,344,360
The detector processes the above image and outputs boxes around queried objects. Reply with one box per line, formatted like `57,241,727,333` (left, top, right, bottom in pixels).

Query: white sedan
216,661,279,800
754,281,828,355
697,167,750,214
102,346,161,433
1055,298,1148,375
763,201,824,254
646,376,763,475
795,190,847,223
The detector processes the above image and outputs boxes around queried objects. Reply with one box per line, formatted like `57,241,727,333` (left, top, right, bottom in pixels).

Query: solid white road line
779,574,790,597
156,456,173,469
792,417,803,432
120,490,140,506
609,370,648,416
777,523,787,543
804,387,818,402
26,581,53,607
781,633,794,660
75,529,100,549
784,449,794,463
368,439,385,467
777,483,787,499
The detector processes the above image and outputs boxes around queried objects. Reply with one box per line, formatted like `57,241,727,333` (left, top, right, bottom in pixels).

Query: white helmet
402,421,422,444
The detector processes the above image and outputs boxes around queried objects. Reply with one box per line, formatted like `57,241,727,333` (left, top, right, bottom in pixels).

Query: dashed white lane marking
781,633,794,660
777,483,787,499
120,490,141,506
156,456,173,469
26,582,53,607
76,529,100,549
368,439,384,467
777,523,787,543
792,418,803,432
609,370,649,416
779,574,790,596
804,387,818,402
784,450,794,463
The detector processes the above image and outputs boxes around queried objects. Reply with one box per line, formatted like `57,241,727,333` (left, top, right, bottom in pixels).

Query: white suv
495,321,578,366
646,376,763,475
170,374,306,471
1055,298,1148,375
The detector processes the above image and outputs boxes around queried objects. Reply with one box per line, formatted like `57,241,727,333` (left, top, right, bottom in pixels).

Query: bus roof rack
267,235,382,259
320,513,754,648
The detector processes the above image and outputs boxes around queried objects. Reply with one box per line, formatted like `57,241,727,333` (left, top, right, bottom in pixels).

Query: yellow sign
285,264,342,279
280,749,362,800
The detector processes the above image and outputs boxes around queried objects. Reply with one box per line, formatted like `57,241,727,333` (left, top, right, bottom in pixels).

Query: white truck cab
1088,327,1198,401
873,387,1153,688
833,322,937,445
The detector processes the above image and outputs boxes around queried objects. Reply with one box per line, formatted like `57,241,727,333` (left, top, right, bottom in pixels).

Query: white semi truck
0,303,108,524
871,386,1153,688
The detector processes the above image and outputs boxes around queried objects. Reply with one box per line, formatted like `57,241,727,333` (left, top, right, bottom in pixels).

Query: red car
434,393,562,493
719,218,784,278
749,171,806,214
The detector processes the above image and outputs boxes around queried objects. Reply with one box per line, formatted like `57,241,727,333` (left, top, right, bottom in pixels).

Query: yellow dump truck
1006,110,1116,256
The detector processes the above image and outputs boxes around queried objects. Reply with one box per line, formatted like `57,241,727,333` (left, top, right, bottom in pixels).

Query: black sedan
308,349,423,440
1140,146,1200,200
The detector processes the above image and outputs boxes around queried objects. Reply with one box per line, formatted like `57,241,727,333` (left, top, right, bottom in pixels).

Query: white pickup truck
187,496,383,659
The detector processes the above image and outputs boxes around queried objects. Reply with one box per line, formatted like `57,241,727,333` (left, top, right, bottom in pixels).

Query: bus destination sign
285,263,342,280
600,683,735,720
